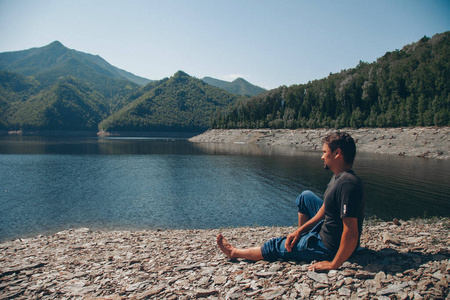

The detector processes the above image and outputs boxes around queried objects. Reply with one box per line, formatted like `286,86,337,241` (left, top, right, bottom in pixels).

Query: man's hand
308,217,359,272
285,230,301,252
308,260,336,271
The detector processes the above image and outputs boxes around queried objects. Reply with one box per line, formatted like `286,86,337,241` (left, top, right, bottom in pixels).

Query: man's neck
332,164,352,176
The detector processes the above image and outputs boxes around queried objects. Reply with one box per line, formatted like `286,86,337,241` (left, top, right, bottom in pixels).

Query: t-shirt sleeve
339,182,363,218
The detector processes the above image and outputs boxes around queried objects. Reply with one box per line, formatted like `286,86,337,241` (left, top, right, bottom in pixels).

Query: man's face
321,143,335,171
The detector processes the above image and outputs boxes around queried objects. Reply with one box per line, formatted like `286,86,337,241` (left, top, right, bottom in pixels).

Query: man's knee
296,190,315,211
296,190,323,217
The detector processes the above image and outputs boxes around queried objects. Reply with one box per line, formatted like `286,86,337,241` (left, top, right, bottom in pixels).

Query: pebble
0,218,449,299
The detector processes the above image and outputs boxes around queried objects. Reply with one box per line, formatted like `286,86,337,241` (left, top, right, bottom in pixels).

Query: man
217,132,365,271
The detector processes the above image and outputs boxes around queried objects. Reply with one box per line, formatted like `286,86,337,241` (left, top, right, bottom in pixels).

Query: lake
0,135,449,241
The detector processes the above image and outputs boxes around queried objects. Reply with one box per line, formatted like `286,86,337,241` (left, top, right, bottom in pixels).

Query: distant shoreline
1,130,201,139
2,127,449,159
189,127,450,159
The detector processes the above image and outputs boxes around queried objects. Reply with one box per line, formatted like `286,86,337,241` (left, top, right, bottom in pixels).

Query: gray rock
339,286,352,296
377,282,409,295
307,271,329,284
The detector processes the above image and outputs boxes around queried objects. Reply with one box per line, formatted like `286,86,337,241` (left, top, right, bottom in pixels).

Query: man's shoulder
337,170,362,185
336,171,364,196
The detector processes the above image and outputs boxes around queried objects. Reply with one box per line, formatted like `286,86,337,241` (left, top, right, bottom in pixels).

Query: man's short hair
322,132,356,165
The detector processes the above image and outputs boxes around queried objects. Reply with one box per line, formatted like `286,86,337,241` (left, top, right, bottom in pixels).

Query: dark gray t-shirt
319,170,365,254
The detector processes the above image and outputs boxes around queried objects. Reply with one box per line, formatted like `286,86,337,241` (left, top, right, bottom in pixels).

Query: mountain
0,41,151,86
0,42,151,132
99,71,239,132
212,31,450,129
202,76,266,96
0,41,150,102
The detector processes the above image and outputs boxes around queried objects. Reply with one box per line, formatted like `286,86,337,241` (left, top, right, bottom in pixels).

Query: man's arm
308,217,359,271
285,204,325,252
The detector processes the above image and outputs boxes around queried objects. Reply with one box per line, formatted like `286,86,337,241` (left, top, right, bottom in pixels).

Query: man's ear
334,148,342,159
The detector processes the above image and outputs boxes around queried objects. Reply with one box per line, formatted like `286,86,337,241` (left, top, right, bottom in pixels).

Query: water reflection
190,141,319,157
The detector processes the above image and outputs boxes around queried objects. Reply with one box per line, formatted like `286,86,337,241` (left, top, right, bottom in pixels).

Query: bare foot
216,234,236,259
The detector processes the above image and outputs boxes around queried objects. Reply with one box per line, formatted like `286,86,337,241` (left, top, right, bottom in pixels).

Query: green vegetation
211,32,449,129
99,71,239,132
6,77,107,131
202,77,266,97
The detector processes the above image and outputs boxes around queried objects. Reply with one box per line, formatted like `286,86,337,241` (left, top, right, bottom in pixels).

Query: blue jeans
261,190,332,262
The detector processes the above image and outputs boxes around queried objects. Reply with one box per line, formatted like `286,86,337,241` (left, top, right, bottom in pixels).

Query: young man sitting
217,132,365,271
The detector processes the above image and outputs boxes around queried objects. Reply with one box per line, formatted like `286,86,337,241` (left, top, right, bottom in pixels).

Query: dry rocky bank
1,219,449,299
189,127,450,159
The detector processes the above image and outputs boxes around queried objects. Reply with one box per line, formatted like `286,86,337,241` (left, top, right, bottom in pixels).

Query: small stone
355,271,375,279
307,271,329,284
313,283,329,289
268,263,283,273
194,289,219,298
198,276,210,286
227,292,242,299
262,288,286,300
341,262,352,268
125,282,142,292
213,276,227,285
135,286,165,299
382,232,401,245
328,270,338,277
374,271,386,283
417,279,433,291
377,282,409,295
341,269,356,277
300,286,312,298
255,271,276,277
338,287,352,296
334,279,345,289
432,271,444,280
175,263,202,271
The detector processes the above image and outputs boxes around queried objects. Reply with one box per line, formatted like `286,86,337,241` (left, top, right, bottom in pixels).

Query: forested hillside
3,76,108,131
99,71,240,132
202,77,266,96
211,32,449,129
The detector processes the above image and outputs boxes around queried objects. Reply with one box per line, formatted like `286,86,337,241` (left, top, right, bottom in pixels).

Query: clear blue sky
0,0,449,89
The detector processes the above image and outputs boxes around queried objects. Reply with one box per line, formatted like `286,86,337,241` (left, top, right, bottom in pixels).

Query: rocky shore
1,218,449,299
189,127,450,159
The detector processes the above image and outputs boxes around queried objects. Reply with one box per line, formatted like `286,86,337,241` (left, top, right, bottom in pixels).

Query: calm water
0,136,449,241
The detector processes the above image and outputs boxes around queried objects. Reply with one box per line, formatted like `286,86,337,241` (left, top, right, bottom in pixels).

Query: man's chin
324,164,329,170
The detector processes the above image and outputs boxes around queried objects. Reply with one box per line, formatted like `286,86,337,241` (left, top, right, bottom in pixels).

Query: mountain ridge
202,76,266,97
0,41,151,87
99,71,240,132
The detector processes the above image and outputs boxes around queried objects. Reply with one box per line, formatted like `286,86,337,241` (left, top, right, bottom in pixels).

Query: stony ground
1,218,449,299
189,127,450,159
